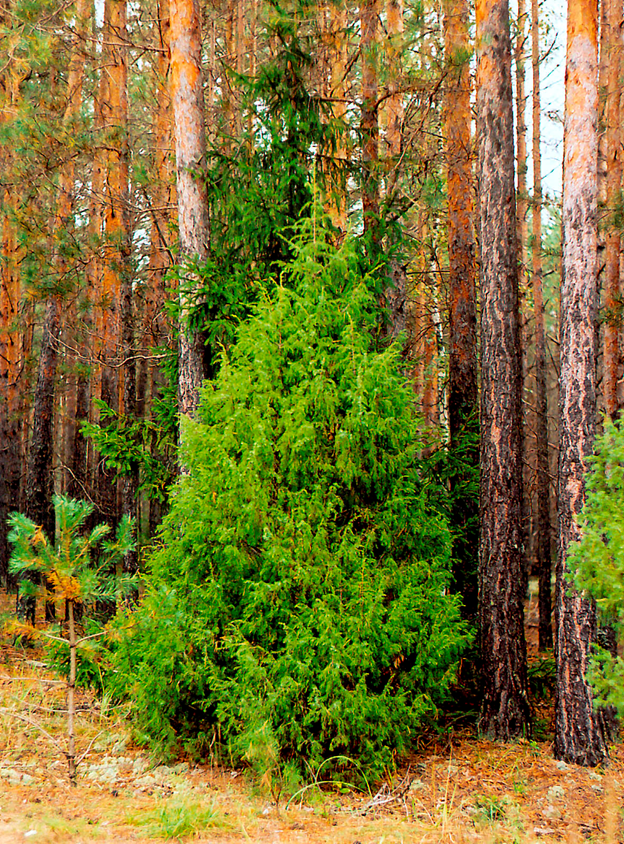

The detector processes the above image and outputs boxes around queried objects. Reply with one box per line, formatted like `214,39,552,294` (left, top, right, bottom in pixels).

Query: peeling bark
476,0,529,739
555,0,608,767
603,0,621,420
170,0,210,421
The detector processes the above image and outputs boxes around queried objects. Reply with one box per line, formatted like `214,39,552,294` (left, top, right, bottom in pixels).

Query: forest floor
0,587,622,844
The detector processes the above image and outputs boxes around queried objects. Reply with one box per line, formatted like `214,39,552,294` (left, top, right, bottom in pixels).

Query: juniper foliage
110,224,470,777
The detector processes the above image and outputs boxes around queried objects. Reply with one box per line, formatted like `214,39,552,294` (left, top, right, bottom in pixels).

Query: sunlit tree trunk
0,67,23,589
385,0,403,163
476,0,529,738
554,0,608,766
170,0,210,420
95,0,135,540
444,0,478,620
138,0,174,418
603,0,621,419
531,0,552,652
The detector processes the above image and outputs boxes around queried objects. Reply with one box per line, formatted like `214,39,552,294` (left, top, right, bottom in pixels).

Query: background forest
0,0,620,785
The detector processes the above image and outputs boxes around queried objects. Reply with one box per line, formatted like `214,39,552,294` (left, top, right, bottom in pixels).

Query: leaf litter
0,603,622,842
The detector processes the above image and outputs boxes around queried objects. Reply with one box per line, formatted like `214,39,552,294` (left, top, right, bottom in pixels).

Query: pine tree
555,0,608,767
476,0,529,738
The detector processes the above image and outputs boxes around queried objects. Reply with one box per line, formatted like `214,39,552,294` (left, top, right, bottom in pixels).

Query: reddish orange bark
555,0,608,766
138,0,175,423
0,69,24,585
603,0,621,419
444,0,478,619
170,0,210,420
385,0,404,162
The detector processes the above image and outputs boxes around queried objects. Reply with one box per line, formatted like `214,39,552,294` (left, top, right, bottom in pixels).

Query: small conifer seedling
6,495,135,784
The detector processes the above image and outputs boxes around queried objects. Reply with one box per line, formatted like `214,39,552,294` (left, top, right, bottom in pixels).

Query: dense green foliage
109,224,470,779
571,419,624,713
8,495,135,668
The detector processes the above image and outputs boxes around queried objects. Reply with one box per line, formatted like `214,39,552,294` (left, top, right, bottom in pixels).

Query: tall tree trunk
360,0,379,249
170,0,210,421
137,0,174,536
0,70,24,590
385,0,403,163
554,0,608,766
603,0,621,419
516,0,532,596
26,0,90,535
476,0,529,738
531,0,552,651
444,0,478,621
96,0,125,523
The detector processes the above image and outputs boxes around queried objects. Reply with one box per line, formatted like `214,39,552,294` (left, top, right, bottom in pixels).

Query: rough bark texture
603,0,621,419
24,296,59,541
96,0,130,522
27,0,90,541
476,0,529,739
326,0,348,230
170,0,210,420
360,0,379,248
531,0,552,651
0,70,23,588
554,0,608,766
444,0,478,620
515,0,531,600
385,0,403,162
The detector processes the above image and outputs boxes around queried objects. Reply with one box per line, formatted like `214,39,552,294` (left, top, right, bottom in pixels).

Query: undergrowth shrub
571,418,624,713
109,223,470,780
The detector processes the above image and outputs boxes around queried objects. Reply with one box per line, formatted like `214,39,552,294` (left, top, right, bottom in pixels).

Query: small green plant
471,794,508,823
6,495,135,784
127,796,226,840
571,418,624,713
527,654,556,702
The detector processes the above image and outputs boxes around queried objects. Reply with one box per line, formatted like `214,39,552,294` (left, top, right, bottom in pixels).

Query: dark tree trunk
444,0,478,621
23,296,60,623
25,296,59,539
531,0,552,651
121,271,138,574
476,0,529,739
360,0,379,250
554,0,608,767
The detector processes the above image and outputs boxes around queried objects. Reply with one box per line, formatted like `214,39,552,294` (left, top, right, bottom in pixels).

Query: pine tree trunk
554,0,608,766
170,0,210,420
98,0,130,524
360,0,379,249
385,0,403,163
25,296,59,540
0,74,24,589
603,0,621,419
444,0,478,620
531,0,552,652
27,0,90,532
476,0,529,738
515,0,532,595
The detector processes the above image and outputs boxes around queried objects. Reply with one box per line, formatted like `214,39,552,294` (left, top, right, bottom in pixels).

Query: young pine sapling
7,495,135,785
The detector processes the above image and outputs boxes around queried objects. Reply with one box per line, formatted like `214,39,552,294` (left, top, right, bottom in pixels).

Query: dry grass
0,632,622,842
